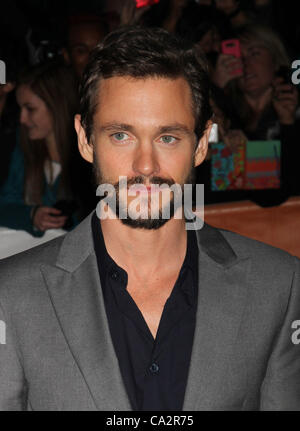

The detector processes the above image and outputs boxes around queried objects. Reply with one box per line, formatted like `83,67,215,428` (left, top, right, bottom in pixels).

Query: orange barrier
204,197,300,258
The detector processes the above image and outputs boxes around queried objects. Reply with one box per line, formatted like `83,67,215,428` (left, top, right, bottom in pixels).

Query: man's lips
128,185,159,194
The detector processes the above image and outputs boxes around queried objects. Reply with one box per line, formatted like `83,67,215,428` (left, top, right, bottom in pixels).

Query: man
61,15,108,217
0,27,300,411
62,14,107,79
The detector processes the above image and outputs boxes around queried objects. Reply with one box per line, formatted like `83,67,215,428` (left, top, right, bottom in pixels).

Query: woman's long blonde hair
238,24,290,70
227,24,290,130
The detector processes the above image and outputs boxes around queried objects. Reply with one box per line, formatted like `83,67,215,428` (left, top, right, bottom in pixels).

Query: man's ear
194,120,213,167
74,114,93,164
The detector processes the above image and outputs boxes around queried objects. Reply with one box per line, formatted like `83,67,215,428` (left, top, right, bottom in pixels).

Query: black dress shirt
91,212,199,411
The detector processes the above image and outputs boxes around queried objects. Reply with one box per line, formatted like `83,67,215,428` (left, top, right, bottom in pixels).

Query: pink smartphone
221,39,242,76
136,0,160,8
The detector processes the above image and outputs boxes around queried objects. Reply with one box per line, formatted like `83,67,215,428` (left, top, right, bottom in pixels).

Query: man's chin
120,216,171,230
116,200,178,230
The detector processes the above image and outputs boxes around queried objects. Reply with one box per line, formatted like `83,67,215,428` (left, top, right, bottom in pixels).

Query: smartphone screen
221,39,242,76
221,39,241,58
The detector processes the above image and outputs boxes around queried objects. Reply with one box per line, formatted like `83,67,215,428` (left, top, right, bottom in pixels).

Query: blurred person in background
230,25,298,141
0,36,29,187
0,81,17,187
228,24,300,196
214,0,253,29
62,14,107,80
61,14,107,215
0,61,81,236
176,2,245,150
176,2,242,90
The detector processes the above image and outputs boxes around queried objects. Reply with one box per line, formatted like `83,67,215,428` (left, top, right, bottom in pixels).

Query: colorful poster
211,141,281,191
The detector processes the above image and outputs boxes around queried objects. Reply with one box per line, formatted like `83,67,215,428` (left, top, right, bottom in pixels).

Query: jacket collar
42,213,250,410
55,212,240,273
54,212,95,272
196,222,238,267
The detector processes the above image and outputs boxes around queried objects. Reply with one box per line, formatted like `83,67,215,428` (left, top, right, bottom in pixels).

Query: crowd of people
0,0,299,236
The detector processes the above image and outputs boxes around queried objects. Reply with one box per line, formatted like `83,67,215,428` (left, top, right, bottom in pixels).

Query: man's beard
93,157,195,230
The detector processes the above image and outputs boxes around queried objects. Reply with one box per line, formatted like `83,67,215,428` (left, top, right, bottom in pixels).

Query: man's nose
132,144,160,178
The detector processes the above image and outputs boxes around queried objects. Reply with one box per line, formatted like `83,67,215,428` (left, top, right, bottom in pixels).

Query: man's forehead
97,76,192,114
97,75,193,99
94,76,195,126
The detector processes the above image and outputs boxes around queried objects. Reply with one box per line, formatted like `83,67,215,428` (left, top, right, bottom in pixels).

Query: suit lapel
183,224,251,410
40,214,131,411
40,213,250,411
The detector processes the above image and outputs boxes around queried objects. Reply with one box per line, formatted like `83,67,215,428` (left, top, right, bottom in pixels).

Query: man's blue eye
161,135,176,144
113,132,128,141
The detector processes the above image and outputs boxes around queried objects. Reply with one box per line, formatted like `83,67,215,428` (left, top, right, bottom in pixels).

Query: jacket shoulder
0,212,94,304
0,235,65,299
218,226,297,269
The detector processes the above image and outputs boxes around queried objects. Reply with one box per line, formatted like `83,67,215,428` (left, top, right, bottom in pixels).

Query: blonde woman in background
228,24,299,196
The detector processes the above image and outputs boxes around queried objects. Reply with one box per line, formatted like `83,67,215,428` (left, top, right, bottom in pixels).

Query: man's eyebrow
99,123,194,136
99,123,135,133
158,124,194,136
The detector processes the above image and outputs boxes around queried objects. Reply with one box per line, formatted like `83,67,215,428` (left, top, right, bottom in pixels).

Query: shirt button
110,271,119,280
149,363,159,374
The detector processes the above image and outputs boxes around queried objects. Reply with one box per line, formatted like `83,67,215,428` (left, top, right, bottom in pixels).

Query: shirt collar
91,211,198,289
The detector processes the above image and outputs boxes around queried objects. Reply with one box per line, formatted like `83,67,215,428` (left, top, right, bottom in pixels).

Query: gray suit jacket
0,212,300,411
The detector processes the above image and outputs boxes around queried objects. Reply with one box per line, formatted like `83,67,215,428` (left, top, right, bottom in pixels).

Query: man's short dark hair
79,26,212,143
